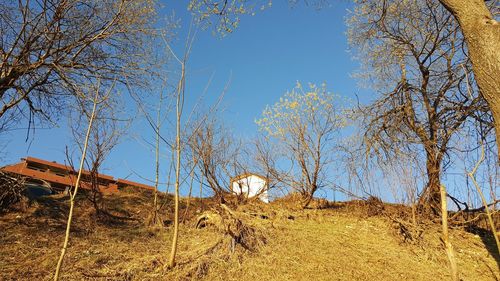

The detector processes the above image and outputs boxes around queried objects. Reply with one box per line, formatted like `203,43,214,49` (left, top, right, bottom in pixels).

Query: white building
231,173,269,203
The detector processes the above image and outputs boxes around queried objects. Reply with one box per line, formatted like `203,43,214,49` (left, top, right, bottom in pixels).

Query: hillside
0,189,498,281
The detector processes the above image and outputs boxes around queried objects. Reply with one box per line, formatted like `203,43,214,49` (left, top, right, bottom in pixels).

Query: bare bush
0,171,26,212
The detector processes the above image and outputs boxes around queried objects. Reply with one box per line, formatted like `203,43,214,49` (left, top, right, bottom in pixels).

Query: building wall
231,174,269,203
1,157,146,194
3,161,74,187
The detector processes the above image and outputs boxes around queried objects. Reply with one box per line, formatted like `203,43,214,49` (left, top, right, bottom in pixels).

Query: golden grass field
0,188,498,280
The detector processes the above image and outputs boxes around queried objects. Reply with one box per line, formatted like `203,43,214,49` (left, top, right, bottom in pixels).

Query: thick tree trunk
418,154,442,214
438,0,500,155
301,183,317,209
301,193,313,209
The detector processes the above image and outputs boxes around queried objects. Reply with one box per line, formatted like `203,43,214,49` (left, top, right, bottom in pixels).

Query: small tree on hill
70,95,125,216
189,115,244,202
54,81,112,280
256,82,348,208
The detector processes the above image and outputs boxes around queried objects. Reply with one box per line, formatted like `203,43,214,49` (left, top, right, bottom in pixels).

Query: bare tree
189,115,245,202
165,25,197,267
168,59,183,268
132,84,171,227
150,90,166,226
253,136,290,200
53,81,112,280
0,0,156,130
255,82,348,208
69,90,125,216
347,0,492,213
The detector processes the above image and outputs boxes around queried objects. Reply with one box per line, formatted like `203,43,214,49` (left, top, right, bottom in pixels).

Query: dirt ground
0,190,498,280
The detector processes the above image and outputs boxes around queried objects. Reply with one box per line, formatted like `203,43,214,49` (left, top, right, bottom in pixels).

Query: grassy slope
205,213,499,281
0,190,498,280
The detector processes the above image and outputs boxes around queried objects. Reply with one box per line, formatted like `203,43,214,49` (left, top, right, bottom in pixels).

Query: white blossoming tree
256,82,348,207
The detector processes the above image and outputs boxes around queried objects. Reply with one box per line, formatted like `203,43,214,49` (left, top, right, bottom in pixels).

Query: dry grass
0,190,498,280
202,210,499,281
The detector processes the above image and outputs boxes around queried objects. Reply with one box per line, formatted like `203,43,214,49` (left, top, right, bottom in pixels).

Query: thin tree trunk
411,203,417,226
468,143,500,256
150,91,163,227
166,148,174,194
199,172,204,211
438,0,500,159
440,184,459,281
182,155,196,223
54,92,99,281
168,62,185,268
90,169,102,216
470,175,500,256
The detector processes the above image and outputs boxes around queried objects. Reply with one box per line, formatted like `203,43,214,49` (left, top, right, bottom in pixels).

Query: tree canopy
0,0,157,130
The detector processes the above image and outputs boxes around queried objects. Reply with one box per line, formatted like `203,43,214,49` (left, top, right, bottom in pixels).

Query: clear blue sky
2,1,374,199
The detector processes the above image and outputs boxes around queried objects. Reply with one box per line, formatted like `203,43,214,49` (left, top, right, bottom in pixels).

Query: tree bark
440,184,459,280
418,153,442,214
301,193,313,209
168,61,185,268
438,0,500,156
